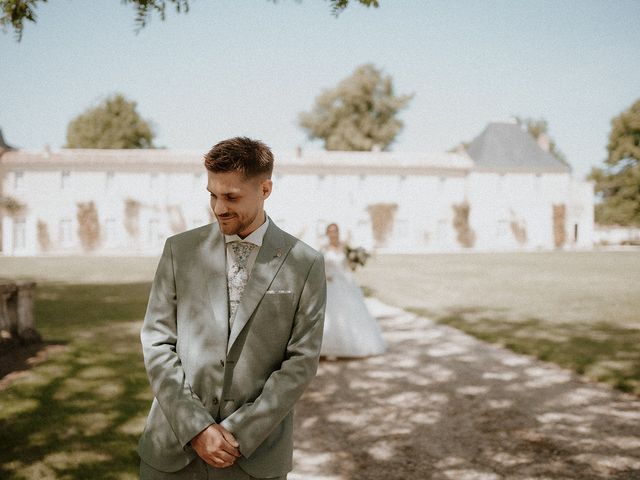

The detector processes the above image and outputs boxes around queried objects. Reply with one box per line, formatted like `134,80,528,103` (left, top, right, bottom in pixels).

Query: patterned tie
228,241,256,328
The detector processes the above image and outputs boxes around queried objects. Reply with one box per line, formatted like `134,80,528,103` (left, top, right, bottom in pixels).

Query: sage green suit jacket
137,217,327,477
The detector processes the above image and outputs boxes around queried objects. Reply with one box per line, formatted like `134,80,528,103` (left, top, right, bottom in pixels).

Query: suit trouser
139,457,287,480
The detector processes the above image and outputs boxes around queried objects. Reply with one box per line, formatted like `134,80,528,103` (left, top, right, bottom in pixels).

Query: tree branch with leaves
1,0,380,40
589,98,640,226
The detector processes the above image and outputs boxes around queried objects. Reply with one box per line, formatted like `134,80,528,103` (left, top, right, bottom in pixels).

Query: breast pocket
262,291,295,311
255,292,296,341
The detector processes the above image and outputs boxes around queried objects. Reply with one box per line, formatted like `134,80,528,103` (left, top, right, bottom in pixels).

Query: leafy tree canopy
589,99,640,226
66,93,155,149
298,63,413,151
1,0,380,40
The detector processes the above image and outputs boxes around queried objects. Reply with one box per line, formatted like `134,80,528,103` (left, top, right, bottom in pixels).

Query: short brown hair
203,137,274,179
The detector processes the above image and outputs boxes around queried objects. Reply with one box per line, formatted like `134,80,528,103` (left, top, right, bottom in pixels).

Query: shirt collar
224,212,269,247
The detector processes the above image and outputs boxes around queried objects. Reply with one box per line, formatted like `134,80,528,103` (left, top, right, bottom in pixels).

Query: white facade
466,171,594,250
0,146,594,256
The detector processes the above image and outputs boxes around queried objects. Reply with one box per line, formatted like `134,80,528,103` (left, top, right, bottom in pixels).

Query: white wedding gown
320,245,386,357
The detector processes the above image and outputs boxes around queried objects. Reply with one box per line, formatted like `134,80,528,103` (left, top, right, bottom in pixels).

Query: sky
1,0,639,180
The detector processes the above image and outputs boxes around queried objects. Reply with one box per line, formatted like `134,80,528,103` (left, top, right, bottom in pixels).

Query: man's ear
261,178,273,199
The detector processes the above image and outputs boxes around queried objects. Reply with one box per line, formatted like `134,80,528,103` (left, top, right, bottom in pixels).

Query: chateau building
0,121,594,256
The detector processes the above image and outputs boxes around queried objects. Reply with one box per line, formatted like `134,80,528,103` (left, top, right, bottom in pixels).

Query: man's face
207,170,272,238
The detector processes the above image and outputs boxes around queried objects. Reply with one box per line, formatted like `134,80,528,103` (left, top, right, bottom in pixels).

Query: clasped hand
190,424,241,468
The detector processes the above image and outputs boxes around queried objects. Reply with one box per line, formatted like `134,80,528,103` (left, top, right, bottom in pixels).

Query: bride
319,223,386,358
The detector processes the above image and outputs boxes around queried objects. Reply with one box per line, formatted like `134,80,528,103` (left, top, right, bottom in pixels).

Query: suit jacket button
220,359,225,367
212,397,219,405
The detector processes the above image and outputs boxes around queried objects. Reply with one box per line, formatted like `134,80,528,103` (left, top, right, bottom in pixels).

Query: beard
216,210,259,237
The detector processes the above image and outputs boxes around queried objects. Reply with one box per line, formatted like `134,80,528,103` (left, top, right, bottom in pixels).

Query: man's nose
213,199,228,216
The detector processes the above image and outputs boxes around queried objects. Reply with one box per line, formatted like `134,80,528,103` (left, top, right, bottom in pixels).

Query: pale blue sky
1,0,638,179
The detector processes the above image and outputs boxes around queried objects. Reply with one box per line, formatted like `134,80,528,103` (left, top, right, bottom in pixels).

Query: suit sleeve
140,238,216,450
220,252,327,458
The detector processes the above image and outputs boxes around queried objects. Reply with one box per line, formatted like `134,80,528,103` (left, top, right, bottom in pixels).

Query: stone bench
0,280,41,351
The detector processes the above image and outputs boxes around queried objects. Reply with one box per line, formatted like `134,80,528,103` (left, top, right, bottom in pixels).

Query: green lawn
0,251,638,478
0,282,152,479
355,251,640,394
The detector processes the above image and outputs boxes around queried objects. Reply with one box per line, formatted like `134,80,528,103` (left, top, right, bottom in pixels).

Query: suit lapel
203,224,230,341
227,217,291,354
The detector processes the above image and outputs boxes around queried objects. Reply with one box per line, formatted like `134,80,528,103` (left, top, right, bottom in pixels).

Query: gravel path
291,298,640,480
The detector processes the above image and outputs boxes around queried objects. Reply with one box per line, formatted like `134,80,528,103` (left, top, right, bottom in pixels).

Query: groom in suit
137,137,327,479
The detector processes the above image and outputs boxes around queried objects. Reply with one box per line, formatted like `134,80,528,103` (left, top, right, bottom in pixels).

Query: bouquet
344,244,370,271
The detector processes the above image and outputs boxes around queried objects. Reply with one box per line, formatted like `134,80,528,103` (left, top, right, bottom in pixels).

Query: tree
515,116,570,168
299,64,413,151
1,0,380,41
588,99,640,226
66,93,155,149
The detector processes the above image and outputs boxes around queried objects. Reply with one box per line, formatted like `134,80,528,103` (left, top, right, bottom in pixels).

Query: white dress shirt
223,211,270,281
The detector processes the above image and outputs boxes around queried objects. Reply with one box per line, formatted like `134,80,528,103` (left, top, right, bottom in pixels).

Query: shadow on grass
0,341,67,382
4,281,639,479
406,306,640,396
292,302,640,479
0,283,153,480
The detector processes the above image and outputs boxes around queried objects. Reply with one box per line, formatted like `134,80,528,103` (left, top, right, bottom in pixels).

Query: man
137,137,327,479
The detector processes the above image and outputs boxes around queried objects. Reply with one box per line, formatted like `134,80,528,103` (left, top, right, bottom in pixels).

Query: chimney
455,143,467,156
537,133,550,152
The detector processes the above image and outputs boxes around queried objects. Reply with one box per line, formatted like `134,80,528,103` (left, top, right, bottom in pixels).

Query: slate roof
467,122,570,173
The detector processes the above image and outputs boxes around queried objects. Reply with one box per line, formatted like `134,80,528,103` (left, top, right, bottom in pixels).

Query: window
438,176,446,193
497,219,509,239
61,171,70,189
534,173,542,191
14,171,24,190
106,171,115,190
193,172,204,187
13,218,26,251
316,220,329,239
105,218,117,245
59,219,73,246
436,218,448,242
148,218,160,245
358,174,367,190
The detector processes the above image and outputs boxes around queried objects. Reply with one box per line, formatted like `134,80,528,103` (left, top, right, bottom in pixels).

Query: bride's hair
325,222,339,234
